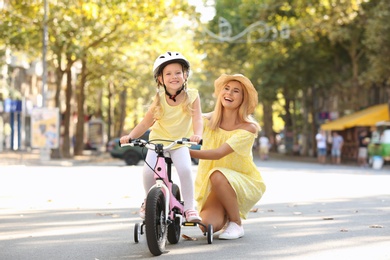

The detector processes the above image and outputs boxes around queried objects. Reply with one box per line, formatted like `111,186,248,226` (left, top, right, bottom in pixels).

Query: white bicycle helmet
153,51,190,79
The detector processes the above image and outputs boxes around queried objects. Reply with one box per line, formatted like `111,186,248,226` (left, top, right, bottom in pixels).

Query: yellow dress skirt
194,123,266,219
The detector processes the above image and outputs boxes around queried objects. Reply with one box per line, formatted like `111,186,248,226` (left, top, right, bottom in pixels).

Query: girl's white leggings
143,146,195,211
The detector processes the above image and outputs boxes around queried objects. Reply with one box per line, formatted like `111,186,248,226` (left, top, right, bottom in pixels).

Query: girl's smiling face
158,63,186,91
220,80,243,109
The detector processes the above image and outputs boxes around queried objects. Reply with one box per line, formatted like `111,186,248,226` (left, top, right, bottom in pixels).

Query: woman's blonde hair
208,79,260,131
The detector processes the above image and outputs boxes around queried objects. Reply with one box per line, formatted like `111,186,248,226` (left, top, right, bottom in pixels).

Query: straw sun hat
214,73,258,114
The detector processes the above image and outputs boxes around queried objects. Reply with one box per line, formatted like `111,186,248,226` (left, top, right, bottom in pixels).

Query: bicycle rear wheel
167,184,182,244
145,187,167,256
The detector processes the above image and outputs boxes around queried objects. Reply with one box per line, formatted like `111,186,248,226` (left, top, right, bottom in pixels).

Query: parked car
106,130,200,166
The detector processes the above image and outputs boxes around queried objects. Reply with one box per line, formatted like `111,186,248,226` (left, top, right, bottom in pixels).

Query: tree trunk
301,92,309,156
118,87,127,137
107,82,112,142
74,57,87,156
284,97,294,155
61,58,74,158
262,100,274,150
51,66,65,159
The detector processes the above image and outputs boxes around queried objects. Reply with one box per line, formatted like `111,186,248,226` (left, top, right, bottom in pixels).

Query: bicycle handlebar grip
118,139,134,147
182,138,202,145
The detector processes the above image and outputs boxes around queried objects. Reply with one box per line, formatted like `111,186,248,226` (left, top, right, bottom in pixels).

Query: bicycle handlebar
119,138,199,152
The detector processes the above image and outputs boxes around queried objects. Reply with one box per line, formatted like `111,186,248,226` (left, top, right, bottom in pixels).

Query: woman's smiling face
220,80,243,110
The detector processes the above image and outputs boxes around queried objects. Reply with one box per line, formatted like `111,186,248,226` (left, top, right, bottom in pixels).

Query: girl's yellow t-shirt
150,88,198,147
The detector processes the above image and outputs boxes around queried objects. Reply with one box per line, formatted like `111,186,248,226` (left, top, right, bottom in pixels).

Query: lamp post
39,0,51,161
42,0,48,108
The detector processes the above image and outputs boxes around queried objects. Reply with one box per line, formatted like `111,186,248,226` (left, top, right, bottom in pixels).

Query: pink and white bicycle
120,138,213,256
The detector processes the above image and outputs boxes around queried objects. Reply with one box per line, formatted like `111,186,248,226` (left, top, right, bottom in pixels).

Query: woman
190,73,266,240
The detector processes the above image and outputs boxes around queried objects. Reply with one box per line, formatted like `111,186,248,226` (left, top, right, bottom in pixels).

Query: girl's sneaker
139,201,145,219
185,209,202,222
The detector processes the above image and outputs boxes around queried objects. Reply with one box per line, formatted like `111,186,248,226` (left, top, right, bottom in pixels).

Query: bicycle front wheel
145,187,167,256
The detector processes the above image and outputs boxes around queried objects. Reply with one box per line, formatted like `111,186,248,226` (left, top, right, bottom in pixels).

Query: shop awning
321,104,390,131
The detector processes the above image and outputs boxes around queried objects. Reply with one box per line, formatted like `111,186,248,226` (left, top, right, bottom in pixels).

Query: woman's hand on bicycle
189,135,202,144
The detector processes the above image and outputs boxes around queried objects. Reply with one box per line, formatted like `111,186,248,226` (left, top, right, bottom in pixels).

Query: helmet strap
164,84,185,102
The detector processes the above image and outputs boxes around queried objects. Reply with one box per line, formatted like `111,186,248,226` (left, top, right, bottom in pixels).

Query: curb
0,150,113,166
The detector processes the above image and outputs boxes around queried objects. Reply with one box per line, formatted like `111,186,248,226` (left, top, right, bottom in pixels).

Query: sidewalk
1,149,315,166
0,149,113,166
256,150,390,170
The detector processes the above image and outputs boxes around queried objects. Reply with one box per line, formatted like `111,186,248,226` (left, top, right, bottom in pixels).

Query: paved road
0,157,389,259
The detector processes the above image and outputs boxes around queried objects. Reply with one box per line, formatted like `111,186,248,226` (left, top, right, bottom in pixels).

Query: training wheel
207,224,213,244
134,223,141,243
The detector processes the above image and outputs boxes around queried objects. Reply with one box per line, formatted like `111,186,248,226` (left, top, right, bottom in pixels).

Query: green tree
363,0,390,109
2,0,198,157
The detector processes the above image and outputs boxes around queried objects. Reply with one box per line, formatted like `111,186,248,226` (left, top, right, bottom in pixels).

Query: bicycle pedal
183,222,197,227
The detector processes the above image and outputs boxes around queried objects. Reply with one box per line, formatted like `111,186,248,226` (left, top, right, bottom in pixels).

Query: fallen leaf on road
182,234,197,241
340,229,348,232
369,225,383,228
96,213,120,218
250,208,258,212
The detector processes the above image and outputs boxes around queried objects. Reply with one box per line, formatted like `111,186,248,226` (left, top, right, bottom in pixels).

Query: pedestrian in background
258,134,270,160
357,130,370,167
331,131,344,165
315,129,327,164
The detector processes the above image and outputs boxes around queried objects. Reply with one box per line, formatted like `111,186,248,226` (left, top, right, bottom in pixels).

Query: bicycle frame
121,138,195,222
151,143,185,223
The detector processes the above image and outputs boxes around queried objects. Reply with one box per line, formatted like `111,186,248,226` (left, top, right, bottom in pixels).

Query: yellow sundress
195,118,266,219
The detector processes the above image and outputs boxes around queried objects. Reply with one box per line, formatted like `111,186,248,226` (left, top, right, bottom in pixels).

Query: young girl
190,73,266,239
120,51,202,222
